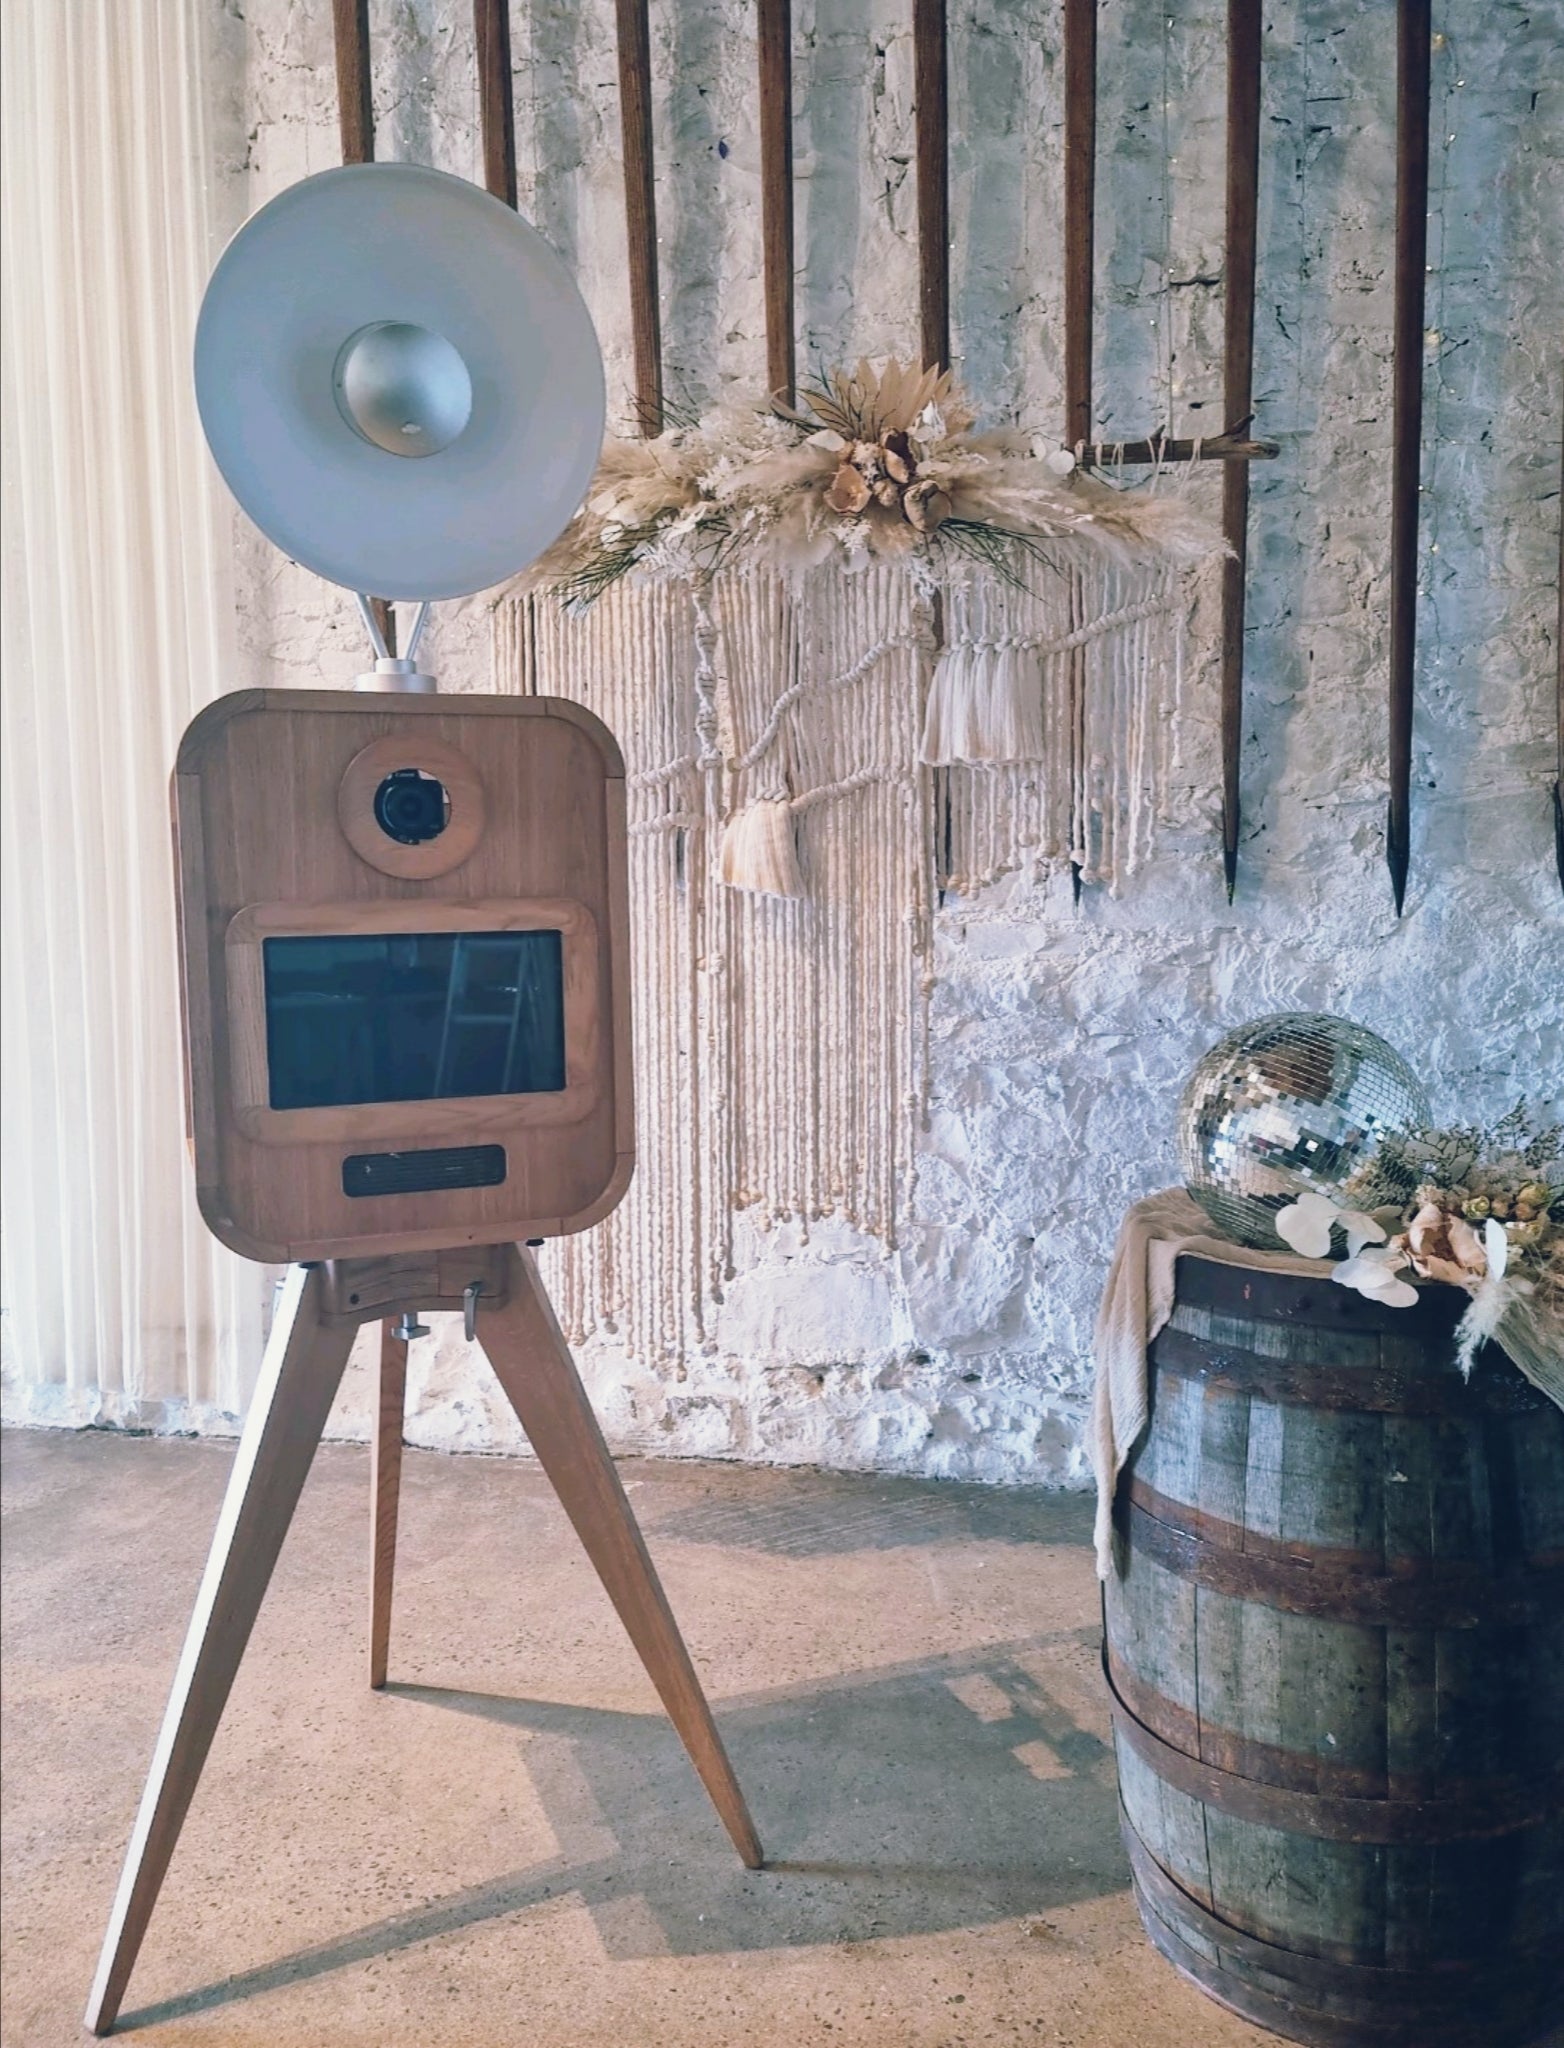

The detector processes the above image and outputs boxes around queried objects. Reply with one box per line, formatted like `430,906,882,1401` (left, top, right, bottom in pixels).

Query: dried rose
1462,1196,1491,1221
1406,1201,1488,1285
904,479,952,532
872,477,904,509
826,462,871,515
1518,1183,1552,1209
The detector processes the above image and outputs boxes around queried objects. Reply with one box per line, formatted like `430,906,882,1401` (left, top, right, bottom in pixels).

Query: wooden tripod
84,1242,763,2037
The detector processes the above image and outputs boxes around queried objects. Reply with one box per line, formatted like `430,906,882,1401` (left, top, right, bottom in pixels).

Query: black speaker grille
342,1145,507,1198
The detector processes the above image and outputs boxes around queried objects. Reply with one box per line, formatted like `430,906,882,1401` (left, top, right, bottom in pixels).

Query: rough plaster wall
204,0,1561,1485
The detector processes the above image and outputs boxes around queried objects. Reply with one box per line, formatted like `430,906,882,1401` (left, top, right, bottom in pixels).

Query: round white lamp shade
194,163,606,601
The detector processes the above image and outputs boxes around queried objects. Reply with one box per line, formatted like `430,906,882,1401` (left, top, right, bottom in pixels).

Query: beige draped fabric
1,0,264,1422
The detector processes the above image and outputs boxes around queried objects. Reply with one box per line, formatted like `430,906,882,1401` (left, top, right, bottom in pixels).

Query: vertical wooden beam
330,0,396,651
1555,407,1563,896
1220,0,1262,903
758,0,796,403
332,0,374,166
1062,0,1096,901
913,0,950,372
1387,0,1431,916
1062,0,1097,452
615,0,664,435
475,0,518,209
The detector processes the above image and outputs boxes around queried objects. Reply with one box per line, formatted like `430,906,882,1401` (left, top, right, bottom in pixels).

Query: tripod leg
368,1320,408,1689
85,1264,356,2036
479,1245,763,1869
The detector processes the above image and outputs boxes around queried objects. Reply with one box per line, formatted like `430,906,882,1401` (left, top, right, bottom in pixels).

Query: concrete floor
1,1428,1267,2048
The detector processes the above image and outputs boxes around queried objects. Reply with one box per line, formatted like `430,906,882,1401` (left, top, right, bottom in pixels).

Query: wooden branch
1063,0,1097,450
1221,0,1262,902
615,0,663,435
332,0,374,164
914,0,950,372
1387,0,1431,917
1078,429,1276,468
758,0,796,403
475,0,518,209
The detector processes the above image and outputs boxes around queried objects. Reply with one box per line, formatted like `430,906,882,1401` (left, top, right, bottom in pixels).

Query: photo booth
86,163,761,2038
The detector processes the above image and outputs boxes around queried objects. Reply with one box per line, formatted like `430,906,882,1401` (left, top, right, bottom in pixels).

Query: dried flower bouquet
1275,1104,1563,1385
526,358,1220,609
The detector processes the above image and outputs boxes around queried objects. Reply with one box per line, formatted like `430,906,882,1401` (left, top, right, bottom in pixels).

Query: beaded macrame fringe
493,547,1189,1361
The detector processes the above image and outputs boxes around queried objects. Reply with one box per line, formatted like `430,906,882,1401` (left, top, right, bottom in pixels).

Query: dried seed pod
882,431,915,483
825,462,871,515
904,479,952,532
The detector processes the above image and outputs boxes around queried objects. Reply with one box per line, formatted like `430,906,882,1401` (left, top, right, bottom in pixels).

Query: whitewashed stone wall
218,0,1561,1486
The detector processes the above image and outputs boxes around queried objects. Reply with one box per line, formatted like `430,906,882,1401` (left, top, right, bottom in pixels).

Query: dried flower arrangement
1274,1104,1563,1385
527,358,1219,610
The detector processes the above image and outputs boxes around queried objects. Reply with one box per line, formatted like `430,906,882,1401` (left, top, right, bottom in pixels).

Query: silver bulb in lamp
333,320,473,458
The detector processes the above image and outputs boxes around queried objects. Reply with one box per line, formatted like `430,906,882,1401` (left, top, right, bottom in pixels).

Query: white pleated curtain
1,1,264,1421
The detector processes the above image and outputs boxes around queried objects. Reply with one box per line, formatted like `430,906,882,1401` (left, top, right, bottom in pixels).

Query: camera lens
373,767,450,845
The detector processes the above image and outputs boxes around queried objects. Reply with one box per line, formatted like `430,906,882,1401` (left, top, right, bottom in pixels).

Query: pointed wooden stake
1063,0,1097,907
914,0,950,373
615,0,663,436
331,0,395,657
758,0,795,404
1221,0,1261,903
331,0,373,165
1554,405,1563,898
475,0,518,209
1387,0,1431,916
1062,0,1097,453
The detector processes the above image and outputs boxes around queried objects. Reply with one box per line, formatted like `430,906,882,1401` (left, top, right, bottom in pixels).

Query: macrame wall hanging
492,365,1221,1357
458,0,1274,1362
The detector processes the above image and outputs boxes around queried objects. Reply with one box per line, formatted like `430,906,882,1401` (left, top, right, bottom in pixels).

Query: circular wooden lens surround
337,733,486,878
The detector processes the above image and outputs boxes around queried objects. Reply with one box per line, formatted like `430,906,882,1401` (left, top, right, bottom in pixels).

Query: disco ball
1178,1013,1429,1251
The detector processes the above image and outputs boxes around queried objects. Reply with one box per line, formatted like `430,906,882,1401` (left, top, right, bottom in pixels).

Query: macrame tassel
920,641,1044,763
719,796,804,896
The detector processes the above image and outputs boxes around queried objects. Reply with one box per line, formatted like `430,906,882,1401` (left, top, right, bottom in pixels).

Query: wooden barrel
1103,1256,1564,2048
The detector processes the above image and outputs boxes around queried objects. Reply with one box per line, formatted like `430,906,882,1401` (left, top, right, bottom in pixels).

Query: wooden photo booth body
174,688,633,1263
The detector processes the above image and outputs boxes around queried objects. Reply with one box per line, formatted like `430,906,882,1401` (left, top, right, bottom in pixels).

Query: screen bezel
224,897,600,1146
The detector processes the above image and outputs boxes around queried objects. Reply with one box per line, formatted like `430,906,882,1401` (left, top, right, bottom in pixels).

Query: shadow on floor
117,1630,1123,2032
641,1474,1096,1559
